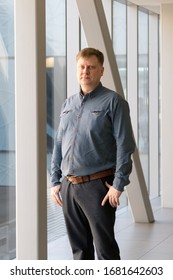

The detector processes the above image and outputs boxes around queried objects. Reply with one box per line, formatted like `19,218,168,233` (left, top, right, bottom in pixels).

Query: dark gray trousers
60,176,120,260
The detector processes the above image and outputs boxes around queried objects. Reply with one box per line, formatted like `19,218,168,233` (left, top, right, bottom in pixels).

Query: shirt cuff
113,176,130,192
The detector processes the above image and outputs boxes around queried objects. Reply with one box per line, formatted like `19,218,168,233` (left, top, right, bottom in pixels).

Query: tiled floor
48,197,173,260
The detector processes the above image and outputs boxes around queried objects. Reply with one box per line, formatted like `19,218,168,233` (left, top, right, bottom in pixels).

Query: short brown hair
76,47,104,66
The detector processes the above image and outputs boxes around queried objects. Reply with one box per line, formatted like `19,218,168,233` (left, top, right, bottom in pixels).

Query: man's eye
89,66,96,70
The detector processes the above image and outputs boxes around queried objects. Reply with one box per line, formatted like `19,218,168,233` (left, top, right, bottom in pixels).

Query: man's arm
50,132,63,207
112,95,135,192
50,130,63,187
102,96,135,208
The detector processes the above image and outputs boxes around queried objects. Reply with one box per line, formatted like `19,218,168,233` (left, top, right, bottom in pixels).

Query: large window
0,0,15,260
46,0,67,258
0,0,160,260
113,1,159,198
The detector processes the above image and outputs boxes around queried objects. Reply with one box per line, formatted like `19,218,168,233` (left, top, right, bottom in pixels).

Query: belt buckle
67,175,78,184
67,175,73,183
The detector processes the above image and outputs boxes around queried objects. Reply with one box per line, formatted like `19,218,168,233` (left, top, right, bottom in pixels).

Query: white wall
161,4,173,207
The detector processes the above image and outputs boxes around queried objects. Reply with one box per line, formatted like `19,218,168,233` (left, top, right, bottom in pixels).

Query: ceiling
129,0,173,14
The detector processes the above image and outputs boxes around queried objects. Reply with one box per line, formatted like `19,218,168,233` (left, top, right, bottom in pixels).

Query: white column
149,13,159,198
76,0,154,222
160,4,173,208
15,0,47,259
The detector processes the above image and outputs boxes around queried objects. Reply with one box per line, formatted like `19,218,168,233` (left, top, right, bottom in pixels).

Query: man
50,47,135,260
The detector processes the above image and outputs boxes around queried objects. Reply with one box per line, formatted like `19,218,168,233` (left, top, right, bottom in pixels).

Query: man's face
76,55,104,92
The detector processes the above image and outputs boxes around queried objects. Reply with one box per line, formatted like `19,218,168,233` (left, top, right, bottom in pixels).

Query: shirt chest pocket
87,108,110,130
60,110,74,130
90,109,103,116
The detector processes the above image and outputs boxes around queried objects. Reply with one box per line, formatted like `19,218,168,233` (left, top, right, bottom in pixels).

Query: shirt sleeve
50,102,65,186
50,129,63,186
111,95,136,192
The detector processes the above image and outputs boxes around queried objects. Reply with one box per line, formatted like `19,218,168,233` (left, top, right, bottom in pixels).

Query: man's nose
83,66,90,72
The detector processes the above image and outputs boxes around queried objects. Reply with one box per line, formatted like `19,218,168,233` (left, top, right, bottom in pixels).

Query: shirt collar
79,82,103,99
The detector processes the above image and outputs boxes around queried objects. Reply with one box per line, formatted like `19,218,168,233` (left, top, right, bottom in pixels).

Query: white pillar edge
15,0,47,259
160,4,173,208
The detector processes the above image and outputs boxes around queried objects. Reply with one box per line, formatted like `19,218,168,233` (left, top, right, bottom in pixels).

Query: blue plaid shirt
50,83,135,192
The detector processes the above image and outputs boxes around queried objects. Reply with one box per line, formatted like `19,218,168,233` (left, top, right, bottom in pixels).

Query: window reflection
0,0,15,260
46,0,67,257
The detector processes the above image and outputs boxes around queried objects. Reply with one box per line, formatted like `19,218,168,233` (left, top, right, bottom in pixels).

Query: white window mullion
149,13,159,198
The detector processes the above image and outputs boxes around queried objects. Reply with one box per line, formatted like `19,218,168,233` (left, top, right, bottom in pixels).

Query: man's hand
51,185,63,207
101,181,122,208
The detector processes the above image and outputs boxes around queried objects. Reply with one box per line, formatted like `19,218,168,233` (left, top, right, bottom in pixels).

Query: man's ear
101,66,104,76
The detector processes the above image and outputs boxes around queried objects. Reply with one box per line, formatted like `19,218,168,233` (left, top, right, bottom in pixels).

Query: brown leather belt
67,168,115,185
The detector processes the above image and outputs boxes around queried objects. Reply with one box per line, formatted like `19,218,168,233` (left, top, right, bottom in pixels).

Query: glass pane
80,22,88,49
113,0,127,96
138,9,149,187
0,0,15,259
113,0,127,209
46,0,67,258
